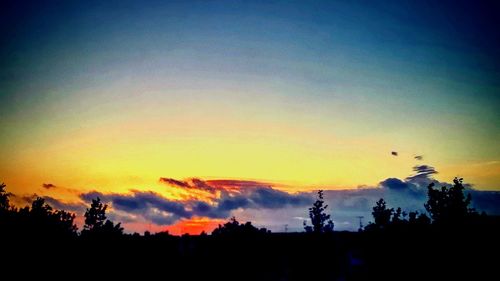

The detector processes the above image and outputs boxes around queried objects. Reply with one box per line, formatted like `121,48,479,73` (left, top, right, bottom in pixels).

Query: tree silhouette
83,197,107,231
212,217,269,236
82,197,123,237
0,182,12,211
29,197,78,237
425,177,476,226
371,198,393,229
408,211,431,226
0,183,15,238
304,190,334,233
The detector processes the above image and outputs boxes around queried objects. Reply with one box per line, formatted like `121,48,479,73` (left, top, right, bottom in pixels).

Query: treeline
0,178,498,239
0,179,499,281
0,182,272,240
363,178,495,232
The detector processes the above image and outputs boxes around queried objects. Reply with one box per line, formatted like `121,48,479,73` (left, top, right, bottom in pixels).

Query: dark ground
4,225,498,281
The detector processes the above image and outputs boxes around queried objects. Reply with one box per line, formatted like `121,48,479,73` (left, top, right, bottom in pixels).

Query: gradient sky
1,0,499,234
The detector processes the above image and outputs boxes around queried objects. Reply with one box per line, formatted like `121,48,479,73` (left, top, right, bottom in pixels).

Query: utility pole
356,216,364,232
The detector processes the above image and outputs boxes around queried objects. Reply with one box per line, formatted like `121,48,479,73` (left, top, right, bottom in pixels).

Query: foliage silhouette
212,216,269,236
371,198,393,228
425,177,477,226
23,197,78,237
304,190,334,233
365,198,431,232
0,182,12,211
0,184,77,240
81,197,123,238
0,178,498,280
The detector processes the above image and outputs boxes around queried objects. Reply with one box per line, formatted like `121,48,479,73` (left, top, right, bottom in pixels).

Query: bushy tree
212,217,269,236
27,197,78,237
425,177,476,225
0,182,11,211
372,198,393,228
82,197,123,237
366,198,432,231
304,190,334,233
408,211,431,226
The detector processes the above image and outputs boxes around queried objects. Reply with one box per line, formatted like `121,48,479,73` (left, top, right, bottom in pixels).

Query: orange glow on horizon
165,217,226,235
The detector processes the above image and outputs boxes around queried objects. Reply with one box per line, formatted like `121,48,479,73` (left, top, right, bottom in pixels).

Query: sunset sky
1,0,499,234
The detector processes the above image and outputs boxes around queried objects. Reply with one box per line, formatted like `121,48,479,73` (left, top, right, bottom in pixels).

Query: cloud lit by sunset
1,0,499,234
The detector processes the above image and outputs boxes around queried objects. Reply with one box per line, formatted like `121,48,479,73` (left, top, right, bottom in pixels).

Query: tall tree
83,197,107,231
82,197,123,237
304,190,334,233
0,182,11,211
425,177,475,225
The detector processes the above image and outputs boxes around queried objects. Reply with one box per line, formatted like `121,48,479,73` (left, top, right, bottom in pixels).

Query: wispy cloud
406,165,438,182
42,183,56,189
159,178,190,188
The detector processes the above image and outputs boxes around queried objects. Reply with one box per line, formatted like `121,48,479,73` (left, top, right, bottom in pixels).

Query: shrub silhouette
212,216,269,236
304,190,334,233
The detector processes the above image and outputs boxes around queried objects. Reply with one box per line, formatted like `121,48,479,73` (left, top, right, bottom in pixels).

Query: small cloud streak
159,177,190,188
42,183,56,189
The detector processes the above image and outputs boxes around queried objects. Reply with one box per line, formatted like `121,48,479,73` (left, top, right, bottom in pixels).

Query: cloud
19,194,38,205
406,165,438,182
247,187,311,208
80,190,192,224
191,178,217,192
159,177,274,194
43,196,86,213
469,191,500,215
51,166,500,232
380,178,409,190
42,183,56,189
206,179,271,188
159,177,190,188
16,193,85,213
80,179,312,226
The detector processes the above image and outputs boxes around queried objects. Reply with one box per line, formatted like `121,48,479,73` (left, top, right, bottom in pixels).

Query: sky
1,0,499,234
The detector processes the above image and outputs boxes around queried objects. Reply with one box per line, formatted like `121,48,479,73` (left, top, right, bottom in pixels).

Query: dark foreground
4,225,499,281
